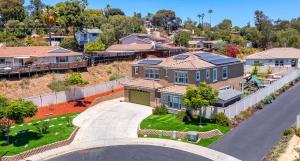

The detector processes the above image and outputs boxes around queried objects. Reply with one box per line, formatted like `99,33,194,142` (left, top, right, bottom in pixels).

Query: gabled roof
246,48,300,59
0,46,82,58
123,79,163,89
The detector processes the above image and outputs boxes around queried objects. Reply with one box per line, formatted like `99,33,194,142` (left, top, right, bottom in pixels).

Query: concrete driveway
72,98,152,144
210,82,300,161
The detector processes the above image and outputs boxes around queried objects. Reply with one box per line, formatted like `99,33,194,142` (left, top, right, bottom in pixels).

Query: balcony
0,61,88,75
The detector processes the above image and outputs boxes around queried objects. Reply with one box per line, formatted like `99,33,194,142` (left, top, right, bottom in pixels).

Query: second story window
134,67,139,75
213,68,218,82
206,69,210,80
196,71,201,81
175,71,188,84
222,66,228,80
145,68,160,79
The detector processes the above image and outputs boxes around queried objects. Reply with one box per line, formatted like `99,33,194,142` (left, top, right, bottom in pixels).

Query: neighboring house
75,28,102,47
43,35,67,46
119,31,171,45
188,36,206,49
123,51,244,110
246,48,300,68
203,40,219,52
0,46,87,77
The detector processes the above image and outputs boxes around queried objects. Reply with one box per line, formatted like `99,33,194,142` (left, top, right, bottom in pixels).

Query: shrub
239,109,252,120
267,67,272,74
283,128,295,136
84,39,106,53
255,102,263,109
264,95,274,104
34,121,49,134
270,93,276,100
152,105,168,115
105,66,112,74
176,110,187,121
47,80,70,92
59,37,79,51
65,73,88,85
213,113,231,126
109,73,123,81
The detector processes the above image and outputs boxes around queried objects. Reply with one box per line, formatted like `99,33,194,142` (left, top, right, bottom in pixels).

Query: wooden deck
0,61,88,76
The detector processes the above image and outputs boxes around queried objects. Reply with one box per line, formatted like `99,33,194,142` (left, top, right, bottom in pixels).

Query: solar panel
194,52,240,65
174,54,189,60
138,59,162,65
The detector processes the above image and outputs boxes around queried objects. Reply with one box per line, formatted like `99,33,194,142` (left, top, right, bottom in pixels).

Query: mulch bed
24,87,124,122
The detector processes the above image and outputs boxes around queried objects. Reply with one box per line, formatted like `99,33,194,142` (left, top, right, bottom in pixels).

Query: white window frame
144,68,160,79
222,66,228,80
196,71,201,81
175,71,188,84
206,69,210,80
134,67,139,75
213,68,218,82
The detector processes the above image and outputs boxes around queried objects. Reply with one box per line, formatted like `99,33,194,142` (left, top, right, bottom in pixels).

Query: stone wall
138,129,223,140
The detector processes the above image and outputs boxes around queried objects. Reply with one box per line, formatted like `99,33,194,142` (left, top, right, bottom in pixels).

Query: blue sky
25,0,300,27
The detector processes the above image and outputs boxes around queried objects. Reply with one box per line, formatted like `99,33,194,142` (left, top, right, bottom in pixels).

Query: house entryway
129,89,150,106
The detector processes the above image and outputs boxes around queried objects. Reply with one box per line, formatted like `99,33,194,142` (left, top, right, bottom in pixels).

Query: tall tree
183,82,218,125
254,10,273,49
152,9,180,32
42,6,57,46
208,9,213,28
104,4,111,21
218,19,232,30
0,0,26,23
27,0,45,19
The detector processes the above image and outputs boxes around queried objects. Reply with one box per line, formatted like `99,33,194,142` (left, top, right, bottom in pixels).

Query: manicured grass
0,113,78,156
140,114,230,134
138,134,220,147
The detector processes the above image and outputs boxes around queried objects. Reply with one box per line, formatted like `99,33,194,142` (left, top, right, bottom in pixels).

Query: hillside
0,61,132,99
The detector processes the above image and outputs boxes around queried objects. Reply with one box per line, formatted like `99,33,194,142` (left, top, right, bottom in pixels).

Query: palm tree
42,6,57,46
208,9,213,28
104,4,111,21
197,14,201,26
201,13,205,27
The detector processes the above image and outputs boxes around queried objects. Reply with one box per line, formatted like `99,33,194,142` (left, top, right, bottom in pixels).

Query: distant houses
246,48,300,68
75,28,102,47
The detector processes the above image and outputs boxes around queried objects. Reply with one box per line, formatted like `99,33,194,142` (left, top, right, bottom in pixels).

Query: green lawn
140,114,230,134
0,113,78,156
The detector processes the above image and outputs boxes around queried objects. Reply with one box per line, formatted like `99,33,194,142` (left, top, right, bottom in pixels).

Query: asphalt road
210,82,300,161
47,145,212,161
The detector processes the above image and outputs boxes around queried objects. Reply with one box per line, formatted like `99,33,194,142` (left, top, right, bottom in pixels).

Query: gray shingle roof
218,89,242,101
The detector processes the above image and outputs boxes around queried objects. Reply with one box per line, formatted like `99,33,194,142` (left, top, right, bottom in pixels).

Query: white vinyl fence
25,77,128,107
222,69,300,118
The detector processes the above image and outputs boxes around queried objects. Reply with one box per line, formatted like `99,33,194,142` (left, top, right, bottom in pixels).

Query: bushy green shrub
34,121,50,134
213,113,231,126
283,128,295,136
270,93,276,100
255,102,263,109
47,80,70,92
59,37,79,51
152,105,168,115
264,95,274,104
65,73,88,85
176,110,187,121
239,109,252,120
109,73,123,81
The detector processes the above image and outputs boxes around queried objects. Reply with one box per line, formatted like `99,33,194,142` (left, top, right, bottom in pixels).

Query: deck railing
0,61,88,74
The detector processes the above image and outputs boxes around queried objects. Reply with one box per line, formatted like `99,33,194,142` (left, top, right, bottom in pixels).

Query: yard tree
152,9,181,32
27,0,45,19
174,31,191,47
218,19,232,30
183,18,197,31
100,23,116,47
109,8,125,16
254,10,273,49
183,82,218,125
83,9,106,29
6,99,38,124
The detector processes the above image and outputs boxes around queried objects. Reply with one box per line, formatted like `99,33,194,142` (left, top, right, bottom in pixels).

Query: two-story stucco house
75,28,102,47
123,51,244,110
245,48,300,68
